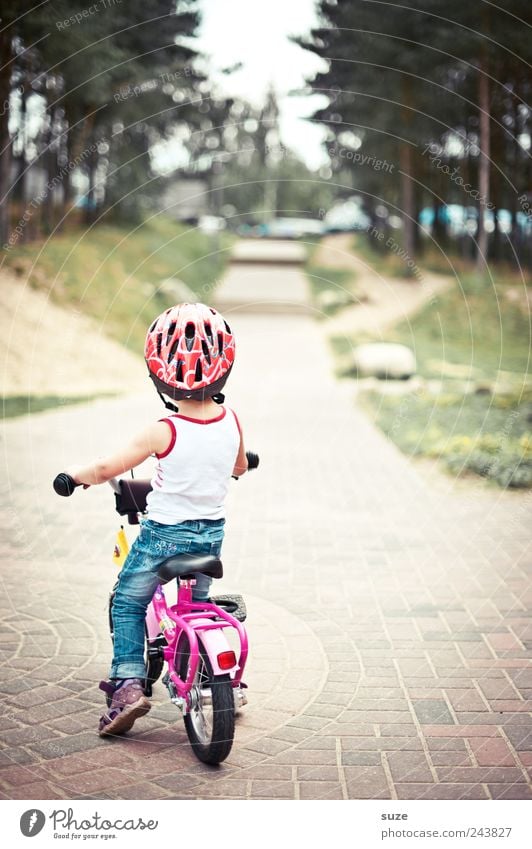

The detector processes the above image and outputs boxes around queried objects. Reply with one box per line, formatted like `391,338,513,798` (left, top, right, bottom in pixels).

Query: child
66,303,248,736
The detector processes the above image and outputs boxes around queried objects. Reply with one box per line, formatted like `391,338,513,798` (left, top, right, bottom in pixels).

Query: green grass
4,216,233,355
352,232,483,279
351,232,421,279
305,241,361,316
360,387,532,488
328,238,532,487
2,394,110,418
384,273,531,381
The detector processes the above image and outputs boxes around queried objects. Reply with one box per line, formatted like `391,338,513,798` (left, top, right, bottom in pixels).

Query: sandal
98,678,151,736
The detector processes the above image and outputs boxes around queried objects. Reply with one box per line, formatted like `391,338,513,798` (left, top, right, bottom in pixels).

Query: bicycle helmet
144,302,235,401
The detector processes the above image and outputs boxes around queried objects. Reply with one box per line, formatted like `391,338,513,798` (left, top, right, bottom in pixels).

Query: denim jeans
109,518,225,680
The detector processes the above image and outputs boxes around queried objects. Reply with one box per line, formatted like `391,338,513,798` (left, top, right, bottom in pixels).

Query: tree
298,0,532,269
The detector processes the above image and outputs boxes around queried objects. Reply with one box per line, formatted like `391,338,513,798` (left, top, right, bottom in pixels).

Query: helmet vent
156,333,163,357
195,359,202,382
176,360,184,382
167,337,179,362
149,319,157,332
204,322,213,342
166,321,176,346
217,332,224,356
201,340,211,364
224,320,231,334
185,322,195,352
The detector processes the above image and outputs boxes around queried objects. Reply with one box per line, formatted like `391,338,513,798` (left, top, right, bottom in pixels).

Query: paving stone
6,685,73,708
387,751,434,783
425,737,468,751
395,783,489,800
239,764,292,780
3,781,65,800
340,750,382,766
503,726,532,750
0,746,42,766
272,749,338,766
249,780,294,799
430,750,472,766
468,736,517,767
28,733,104,759
295,737,337,750
1,725,61,746
0,763,50,787
488,784,532,799
413,700,455,725
111,782,172,799
285,715,331,731
437,766,525,784
423,725,500,738
342,736,424,752
244,738,290,757
299,781,343,799
379,724,419,737
297,765,340,782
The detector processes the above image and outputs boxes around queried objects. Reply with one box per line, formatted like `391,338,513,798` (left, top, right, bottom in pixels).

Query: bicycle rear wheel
177,639,235,765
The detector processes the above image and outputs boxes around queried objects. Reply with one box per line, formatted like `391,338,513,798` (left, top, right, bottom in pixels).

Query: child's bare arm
232,430,248,477
67,421,172,486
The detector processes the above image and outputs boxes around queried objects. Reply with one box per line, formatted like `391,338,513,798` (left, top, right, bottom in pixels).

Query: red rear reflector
217,650,237,670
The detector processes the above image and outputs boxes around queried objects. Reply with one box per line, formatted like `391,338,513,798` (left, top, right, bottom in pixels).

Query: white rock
353,342,416,379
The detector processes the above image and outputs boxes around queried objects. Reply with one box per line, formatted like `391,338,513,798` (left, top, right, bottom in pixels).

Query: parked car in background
198,215,226,234
324,199,371,233
261,217,325,239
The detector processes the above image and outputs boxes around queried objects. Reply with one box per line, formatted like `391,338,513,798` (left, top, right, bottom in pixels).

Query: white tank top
146,407,241,524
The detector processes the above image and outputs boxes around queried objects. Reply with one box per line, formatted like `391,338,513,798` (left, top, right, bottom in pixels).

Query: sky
194,0,329,169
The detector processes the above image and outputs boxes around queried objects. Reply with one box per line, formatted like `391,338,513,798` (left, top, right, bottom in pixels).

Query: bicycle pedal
210,593,247,622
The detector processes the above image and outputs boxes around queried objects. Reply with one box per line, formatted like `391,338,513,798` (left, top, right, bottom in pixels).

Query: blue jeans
109,518,225,680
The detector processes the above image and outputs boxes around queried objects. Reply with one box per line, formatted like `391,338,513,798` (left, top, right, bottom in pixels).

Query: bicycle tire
177,638,235,765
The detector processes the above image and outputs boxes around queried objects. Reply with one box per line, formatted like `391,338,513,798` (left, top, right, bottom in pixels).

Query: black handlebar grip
53,473,79,497
246,451,259,470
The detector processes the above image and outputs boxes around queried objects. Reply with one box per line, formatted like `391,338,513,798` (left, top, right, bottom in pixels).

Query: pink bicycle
53,452,258,765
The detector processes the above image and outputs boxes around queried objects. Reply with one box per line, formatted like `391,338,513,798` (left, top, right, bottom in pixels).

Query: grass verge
360,387,532,488
305,243,361,316
2,394,113,419
325,238,532,487
4,216,233,355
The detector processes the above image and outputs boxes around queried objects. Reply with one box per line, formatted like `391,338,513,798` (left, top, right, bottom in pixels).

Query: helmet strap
212,393,225,405
156,390,179,413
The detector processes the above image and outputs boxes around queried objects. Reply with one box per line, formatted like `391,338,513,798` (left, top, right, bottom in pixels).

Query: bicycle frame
145,578,249,712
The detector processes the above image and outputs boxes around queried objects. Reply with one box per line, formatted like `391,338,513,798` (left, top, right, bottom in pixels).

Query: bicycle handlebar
53,451,260,497
53,472,79,497
245,451,259,471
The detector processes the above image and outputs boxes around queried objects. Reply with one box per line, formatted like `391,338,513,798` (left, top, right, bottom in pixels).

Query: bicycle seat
157,554,223,583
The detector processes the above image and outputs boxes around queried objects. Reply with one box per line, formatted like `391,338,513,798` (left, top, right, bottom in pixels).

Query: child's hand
65,468,91,489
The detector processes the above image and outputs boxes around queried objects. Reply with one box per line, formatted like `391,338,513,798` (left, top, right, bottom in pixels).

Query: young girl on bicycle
66,303,247,736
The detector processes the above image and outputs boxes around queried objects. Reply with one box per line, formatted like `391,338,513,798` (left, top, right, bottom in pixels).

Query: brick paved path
1,253,532,801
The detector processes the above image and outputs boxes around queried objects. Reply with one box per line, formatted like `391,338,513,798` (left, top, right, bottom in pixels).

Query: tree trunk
84,139,97,226
476,57,491,272
42,113,56,236
399,75,416,267
399,141,416,264
0,31,12,246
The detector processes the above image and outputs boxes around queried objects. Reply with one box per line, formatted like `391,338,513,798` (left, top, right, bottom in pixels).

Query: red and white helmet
144,302,235,400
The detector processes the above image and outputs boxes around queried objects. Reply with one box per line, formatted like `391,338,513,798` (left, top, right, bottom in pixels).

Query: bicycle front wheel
178,639,235,765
